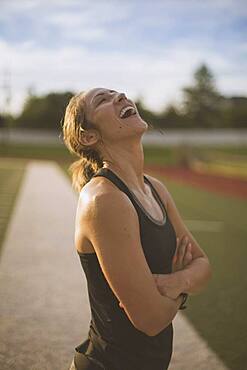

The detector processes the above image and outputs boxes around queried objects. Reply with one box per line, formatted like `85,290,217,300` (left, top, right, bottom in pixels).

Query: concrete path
0,160,229,370
169,313,228,370
0,161,89,370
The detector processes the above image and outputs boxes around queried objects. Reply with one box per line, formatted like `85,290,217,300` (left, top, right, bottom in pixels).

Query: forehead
84,87,111,107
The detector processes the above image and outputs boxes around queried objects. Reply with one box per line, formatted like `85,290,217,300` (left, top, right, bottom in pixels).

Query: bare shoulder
75,176,136,241
75,175,135,253
77,176,133,219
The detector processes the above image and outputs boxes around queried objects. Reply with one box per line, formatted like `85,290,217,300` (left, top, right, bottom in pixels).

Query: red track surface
145,164,247,200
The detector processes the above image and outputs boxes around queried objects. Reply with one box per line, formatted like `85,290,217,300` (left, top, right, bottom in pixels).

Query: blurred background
0,1,246,369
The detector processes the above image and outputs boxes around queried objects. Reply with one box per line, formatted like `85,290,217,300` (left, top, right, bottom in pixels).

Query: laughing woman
62,88,212,370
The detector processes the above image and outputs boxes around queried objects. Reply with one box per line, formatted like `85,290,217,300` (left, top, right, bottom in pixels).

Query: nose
114,92,127,103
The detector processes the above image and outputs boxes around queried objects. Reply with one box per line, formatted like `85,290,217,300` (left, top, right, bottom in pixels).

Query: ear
79,129,100,146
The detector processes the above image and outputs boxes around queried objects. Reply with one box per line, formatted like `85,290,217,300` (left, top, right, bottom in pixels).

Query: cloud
0,35,246,115
0,0,133,46
0,0,246,115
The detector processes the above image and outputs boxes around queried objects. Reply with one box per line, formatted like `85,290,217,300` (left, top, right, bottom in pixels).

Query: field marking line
184,220,224,232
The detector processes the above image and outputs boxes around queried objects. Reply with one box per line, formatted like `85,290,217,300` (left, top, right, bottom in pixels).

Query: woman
62,88,212,370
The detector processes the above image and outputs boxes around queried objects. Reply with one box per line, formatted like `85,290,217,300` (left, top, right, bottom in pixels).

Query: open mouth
119,105,137,119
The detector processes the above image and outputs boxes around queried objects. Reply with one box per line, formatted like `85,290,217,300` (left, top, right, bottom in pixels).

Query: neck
101,139,147,194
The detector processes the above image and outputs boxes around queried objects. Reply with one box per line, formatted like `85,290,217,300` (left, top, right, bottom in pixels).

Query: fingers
177,235,189,269
172,235,193,272
183,244,193,266
172,237,180,264
172,237,180,271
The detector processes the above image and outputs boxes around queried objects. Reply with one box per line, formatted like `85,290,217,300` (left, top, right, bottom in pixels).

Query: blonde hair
62,92,103,193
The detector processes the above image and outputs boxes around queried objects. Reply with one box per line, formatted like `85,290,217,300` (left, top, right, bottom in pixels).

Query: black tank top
75,167,177,370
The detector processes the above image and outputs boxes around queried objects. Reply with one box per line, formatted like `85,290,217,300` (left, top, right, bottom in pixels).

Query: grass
0,142,72,162
151,173,247,370
0,158,28,255
199,146,247,157
1,142,247,164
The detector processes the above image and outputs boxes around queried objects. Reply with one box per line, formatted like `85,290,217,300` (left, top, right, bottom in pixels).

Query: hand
152,235,194,299
172,235,193,273
118,274,183,306
153,273,183,300
119,235,193,308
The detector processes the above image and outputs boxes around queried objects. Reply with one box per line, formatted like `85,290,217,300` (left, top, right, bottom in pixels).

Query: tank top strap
91,168,167,226
91,167,137,205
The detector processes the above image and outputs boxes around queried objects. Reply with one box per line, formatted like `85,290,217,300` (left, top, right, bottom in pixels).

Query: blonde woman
62,88,212,370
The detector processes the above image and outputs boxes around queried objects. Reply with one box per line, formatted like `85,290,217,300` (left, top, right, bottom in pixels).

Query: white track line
169,312,229,370
184,220,224,232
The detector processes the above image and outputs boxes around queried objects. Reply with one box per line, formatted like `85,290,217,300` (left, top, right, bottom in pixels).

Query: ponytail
62,91,104,193
68,150,103,193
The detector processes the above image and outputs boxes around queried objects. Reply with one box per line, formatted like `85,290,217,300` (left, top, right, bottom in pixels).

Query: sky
0,0,247,115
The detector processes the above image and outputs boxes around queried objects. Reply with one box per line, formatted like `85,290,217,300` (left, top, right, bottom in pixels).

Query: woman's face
83,87,148,142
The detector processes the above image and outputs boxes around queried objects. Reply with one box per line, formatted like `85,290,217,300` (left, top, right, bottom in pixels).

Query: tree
182,64,222,128
134,97,158,130
157,104,190,129
223,97,247,128
15,91,74,131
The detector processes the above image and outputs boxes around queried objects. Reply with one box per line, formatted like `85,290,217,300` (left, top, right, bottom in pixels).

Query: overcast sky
0,0,247,115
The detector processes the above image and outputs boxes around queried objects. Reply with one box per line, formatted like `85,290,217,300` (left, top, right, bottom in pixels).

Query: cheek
96,106,122,129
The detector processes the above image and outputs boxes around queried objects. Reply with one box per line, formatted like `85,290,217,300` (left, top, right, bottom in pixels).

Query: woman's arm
78,189,186,337
146,175,213,297
154,258,211,298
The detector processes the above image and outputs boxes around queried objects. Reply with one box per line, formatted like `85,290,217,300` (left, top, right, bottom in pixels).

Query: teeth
119,105,136,118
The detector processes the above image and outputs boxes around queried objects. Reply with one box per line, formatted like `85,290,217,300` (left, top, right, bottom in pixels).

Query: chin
132,118,149,136
137,116,149,131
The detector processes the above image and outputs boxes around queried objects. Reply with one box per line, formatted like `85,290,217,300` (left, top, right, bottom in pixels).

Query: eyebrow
91,90,116,105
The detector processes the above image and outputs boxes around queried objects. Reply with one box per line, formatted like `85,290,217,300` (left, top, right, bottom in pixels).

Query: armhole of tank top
143,175,168,215
92,169,167,226
93,169,167,214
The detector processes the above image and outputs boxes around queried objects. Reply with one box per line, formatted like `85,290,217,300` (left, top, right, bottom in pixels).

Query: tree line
1,63,246,131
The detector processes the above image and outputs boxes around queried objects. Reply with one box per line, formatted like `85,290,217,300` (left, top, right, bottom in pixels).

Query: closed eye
97,98,106,106
95,90,116,107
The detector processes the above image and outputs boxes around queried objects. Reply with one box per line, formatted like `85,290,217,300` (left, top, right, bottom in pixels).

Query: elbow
198,256,213,283
135,314,171,337
125,295,176,337
192,258,213,295
205,257,213,282
140,319,171,337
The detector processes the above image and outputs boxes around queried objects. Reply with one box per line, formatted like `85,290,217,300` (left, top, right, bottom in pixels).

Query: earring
79,126,86,132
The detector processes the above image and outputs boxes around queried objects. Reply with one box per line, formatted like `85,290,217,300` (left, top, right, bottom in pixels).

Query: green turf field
0,143,246,369
0,159,27,255
1,142,247,165
153,175,247,370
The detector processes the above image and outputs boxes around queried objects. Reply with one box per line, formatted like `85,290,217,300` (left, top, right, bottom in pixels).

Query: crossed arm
147,175,213,299
154,247,212,298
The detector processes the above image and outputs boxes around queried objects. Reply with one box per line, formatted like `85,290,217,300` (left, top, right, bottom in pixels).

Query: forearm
172,257,212,295
154,256,212,298
147,293,184,336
